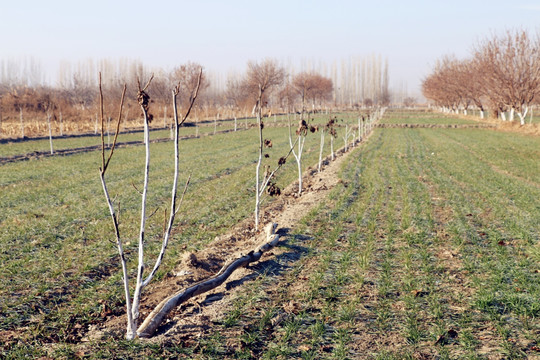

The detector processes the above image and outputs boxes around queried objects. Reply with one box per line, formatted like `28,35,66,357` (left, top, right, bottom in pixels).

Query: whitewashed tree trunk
170,111,175,140
500,111,507,121
330,136,335,161
480,110,484,119
98,82,136,339
318,130,325,172
255,91,263,230
517,106,528,125
234,116,237,131
509,108,515,121
131,108,151,328
288,119,306,196
47,111,54,154
296,152,303,195
94,114,99,134
99,173,136,338
343,124,349,152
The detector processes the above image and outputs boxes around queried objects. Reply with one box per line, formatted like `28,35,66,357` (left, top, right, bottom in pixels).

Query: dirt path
87,136,368,342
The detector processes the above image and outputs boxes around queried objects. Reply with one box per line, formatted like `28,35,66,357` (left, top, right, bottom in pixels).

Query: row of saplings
98,69,384,340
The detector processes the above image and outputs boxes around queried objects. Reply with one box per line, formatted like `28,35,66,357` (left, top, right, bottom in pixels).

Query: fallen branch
137,223,279,338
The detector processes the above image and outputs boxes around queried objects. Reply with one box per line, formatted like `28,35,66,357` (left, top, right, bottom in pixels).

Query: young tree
325,116,338,161
98,67,202,339
244,59,285,229
36,92,56,154
288,117,316,196
317,124,325,172
288,72,331,195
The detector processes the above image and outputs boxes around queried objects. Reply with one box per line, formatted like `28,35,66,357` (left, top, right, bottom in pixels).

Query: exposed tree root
137,223,279,338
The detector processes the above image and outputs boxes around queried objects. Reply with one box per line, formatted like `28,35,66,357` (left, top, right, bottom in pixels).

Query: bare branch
131,182,143,195
103,84,127,173
138,74,155,92
174,174,191,215
99,73,105,172
180,68,203,125
137,229,280,338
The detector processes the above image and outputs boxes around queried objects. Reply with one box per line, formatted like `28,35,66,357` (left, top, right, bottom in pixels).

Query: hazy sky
2,0,539,95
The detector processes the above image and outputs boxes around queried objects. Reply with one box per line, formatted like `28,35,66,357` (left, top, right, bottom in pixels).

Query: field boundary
375,123,497,129
0,128,247,165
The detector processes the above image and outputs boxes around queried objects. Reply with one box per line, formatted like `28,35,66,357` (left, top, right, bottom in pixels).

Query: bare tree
311,75,333,111
171,62,209,112
292,72,317,117
244,59,285,229
317,123,325,172
225,76,250,131
325,116,339,161
288,117,314,196
425,29,540,124
403,97,416,108
98,67,202,339
278,81,297,117
287,72,332,195
475,29,540,124
460,59,487,118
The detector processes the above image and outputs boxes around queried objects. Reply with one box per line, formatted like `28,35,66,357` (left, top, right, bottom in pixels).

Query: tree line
0,56,391,138
422,29,540,125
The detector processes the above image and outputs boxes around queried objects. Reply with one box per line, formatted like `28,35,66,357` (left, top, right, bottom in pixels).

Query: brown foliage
296,119,308,136
325,116,339,137
266,181,281,196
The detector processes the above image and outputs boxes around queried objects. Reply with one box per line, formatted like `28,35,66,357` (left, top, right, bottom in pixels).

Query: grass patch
2,109,539,358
